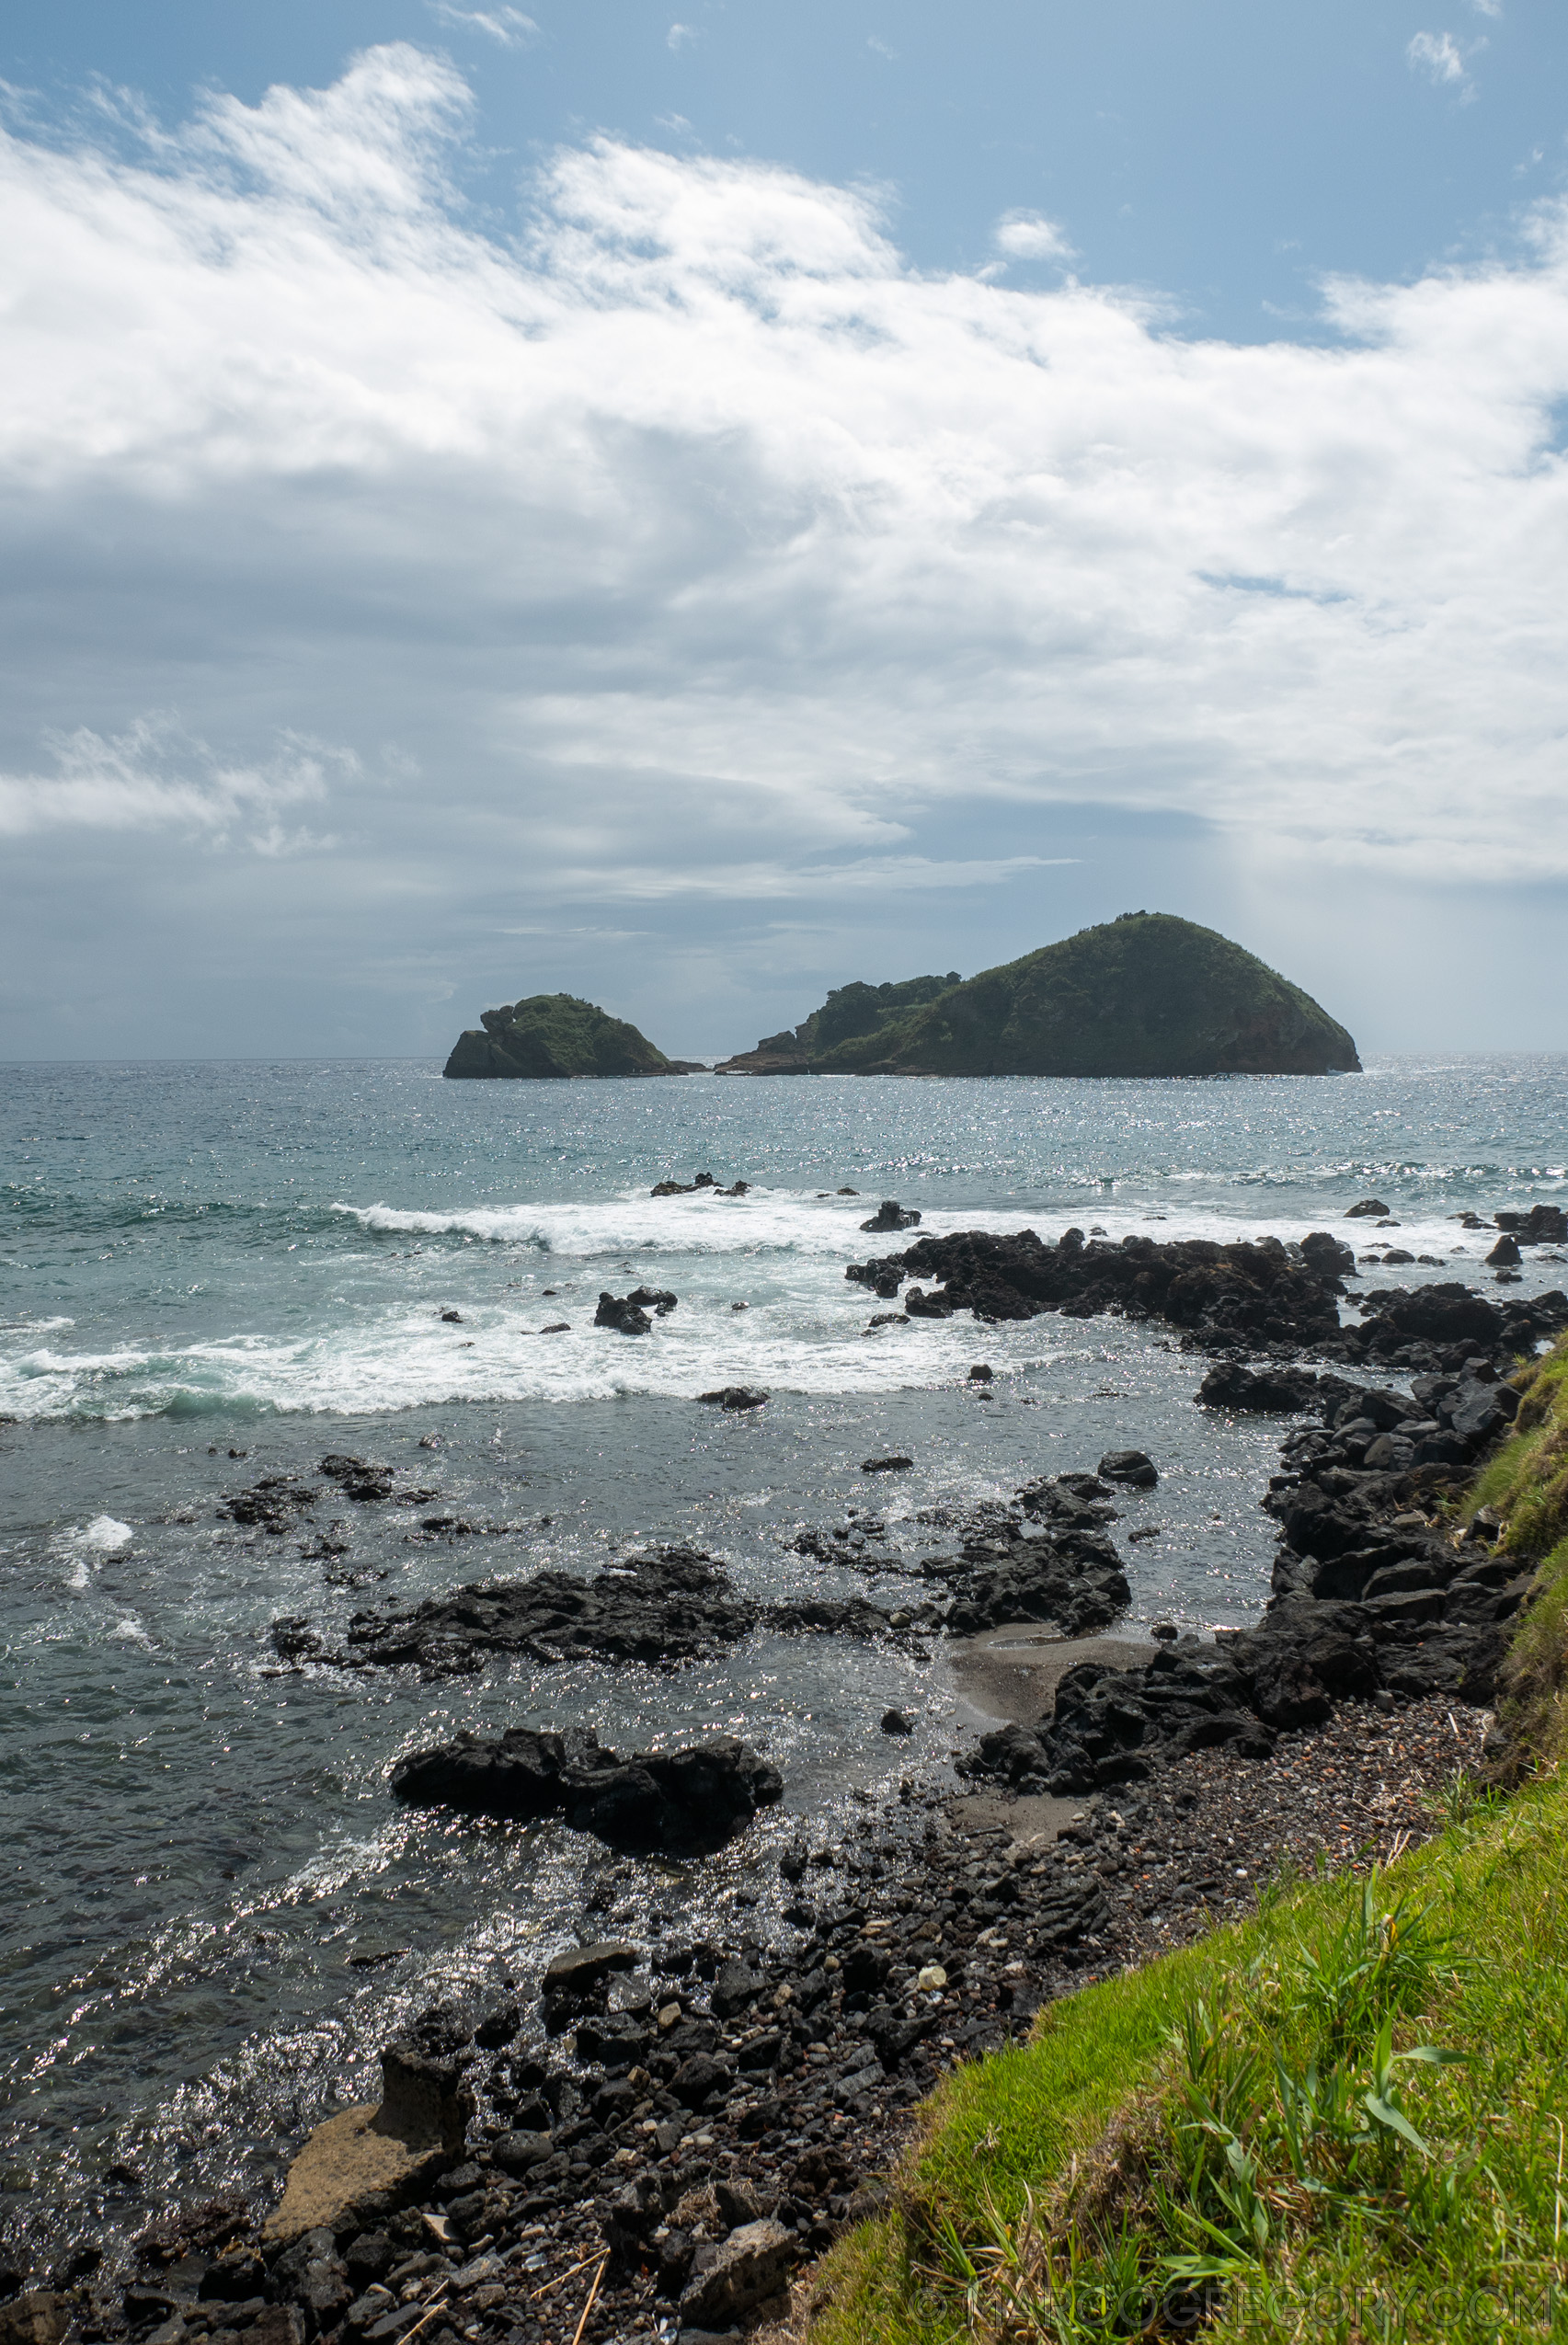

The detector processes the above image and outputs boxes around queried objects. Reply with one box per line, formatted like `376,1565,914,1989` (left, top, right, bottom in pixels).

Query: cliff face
714,972,962,1075
715,917,1358,1079
443,993,697,1080
816,915,1359,1078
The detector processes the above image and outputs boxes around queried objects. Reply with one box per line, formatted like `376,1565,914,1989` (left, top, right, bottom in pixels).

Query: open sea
4,1054,1566,2260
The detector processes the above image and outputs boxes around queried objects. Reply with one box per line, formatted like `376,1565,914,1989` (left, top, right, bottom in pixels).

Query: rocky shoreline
5,1218,1556,2345
33,1687,1491,2345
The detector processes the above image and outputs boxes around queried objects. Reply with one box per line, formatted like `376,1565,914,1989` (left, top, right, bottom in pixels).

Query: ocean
3,1052,1565,2259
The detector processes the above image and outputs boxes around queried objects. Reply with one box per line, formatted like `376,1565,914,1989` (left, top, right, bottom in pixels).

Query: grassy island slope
816,913,1359,1078
443,992,693,1080
809,1336,1568,2345
715,972,962,1076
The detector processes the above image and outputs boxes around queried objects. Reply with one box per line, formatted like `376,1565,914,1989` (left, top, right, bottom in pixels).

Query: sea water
3,1054,1565,2253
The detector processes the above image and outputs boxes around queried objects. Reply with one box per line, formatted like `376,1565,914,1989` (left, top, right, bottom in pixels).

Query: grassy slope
815,915,1359,1079
1469,1337,1568,1777
809,1339,1568,2345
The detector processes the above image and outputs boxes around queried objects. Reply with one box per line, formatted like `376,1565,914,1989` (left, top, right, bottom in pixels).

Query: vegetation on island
715,972,964,1073
442,993,699,1080
716,915,1359,1079
807,1334,1568,2345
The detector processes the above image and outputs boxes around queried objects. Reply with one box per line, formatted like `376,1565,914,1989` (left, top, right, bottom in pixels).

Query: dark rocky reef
443,993,701,1080
275,1548,755,1675
390,1729,782,1854
845,1222,1568,1369
847,1225,1347,1348
968,1361,1534,1801
721,914,1358,1079
274,1471,1141,1676
270,1546,936,1677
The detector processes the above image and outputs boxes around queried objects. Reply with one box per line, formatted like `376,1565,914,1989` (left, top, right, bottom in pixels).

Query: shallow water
3,1055,1565,2253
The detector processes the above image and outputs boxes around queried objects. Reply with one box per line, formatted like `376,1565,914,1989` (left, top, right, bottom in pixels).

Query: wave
0,1296,1068,1422
4,1183,1554,1424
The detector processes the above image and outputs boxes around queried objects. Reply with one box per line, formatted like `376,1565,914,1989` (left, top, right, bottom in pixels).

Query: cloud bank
1,43,1567,1050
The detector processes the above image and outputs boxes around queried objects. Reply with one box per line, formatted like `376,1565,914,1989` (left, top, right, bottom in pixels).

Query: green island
715,914,1359,1078
442,993,701,1081
808,1336,1568,2345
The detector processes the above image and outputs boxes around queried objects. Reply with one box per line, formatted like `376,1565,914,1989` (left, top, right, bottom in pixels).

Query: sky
2,3,1566,1061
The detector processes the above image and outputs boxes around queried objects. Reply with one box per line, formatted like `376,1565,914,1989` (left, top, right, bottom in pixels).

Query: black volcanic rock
846,1227,1344,1347
595,1287,678,1333
274,1542,916,1676
333,1548,755,1673
933,1527,1130,1637
391,1727,782,1852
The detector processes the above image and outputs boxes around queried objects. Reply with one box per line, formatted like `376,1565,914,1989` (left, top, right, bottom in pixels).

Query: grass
807,1338,1568,2345
811,1792,1568,2344
1469,1336,1568,1779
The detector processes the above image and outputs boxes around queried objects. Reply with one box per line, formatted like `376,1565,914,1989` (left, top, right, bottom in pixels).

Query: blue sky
2,3,1566,1057
14,2,1565,337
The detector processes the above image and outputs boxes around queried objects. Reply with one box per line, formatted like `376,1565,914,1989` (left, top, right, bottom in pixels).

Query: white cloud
427,4,538,45
1407,30,1470,86
0,31,1564,970
867,36,897,62
1472,0,1502,17
0,719,348,845
993,209,1075,262
667,23,695,51
553,855,1073,901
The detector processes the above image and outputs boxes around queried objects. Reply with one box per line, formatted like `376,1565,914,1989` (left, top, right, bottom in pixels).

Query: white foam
6,1189,1560,1423
54,1513,134,1584
83,1516,133,1551
334,1187,926,1261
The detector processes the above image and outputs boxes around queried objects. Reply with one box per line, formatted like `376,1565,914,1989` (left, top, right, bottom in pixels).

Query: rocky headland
715,912,1360,1079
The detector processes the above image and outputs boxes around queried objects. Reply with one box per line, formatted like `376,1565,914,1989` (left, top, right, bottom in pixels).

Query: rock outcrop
843,1222,1568,1367
722,914,1358,1079
390,1729,783,1853
271,1546,925,1677
443,993,700,1080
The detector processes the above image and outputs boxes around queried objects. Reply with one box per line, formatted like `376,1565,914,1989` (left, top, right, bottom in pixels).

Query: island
714,913,1360,1078
442,993,703,1080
